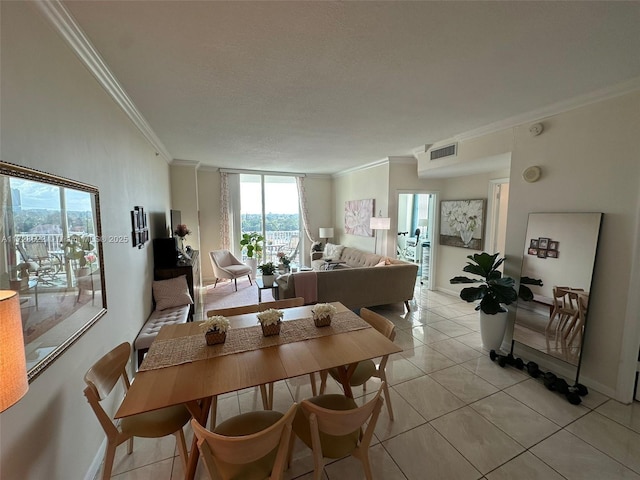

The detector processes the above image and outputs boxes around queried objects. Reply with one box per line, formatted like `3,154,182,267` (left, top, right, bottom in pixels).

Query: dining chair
206,303,260,317
83,342,190,480
191,403,297,480
289,383,385,480
319,307,396,419
258,297,305,310
545,286,577,333
209,250,253,291
566,293,589,346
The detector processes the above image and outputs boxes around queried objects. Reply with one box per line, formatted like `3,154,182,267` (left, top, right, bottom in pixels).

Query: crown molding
333,157,391,178
170,159,200,168
32,0,173,163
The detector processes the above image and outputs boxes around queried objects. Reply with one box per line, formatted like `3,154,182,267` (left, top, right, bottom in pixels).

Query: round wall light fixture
522,166,542,183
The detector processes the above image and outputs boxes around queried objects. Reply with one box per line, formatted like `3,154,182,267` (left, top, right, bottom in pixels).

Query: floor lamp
0,290,29,412
370,215,391,255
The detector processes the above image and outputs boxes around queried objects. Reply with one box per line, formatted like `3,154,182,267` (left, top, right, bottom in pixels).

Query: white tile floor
107,287,640,479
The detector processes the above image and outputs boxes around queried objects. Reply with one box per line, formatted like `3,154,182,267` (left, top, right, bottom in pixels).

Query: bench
134,304,190,368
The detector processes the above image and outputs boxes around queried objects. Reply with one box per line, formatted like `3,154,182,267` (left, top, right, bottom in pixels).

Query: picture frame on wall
537,249,547,258
439,199,485,249
528,248,538,255
538,237,550,249
549,241,559,250
344,198,374,237
530,239,539,248
547,250,558,258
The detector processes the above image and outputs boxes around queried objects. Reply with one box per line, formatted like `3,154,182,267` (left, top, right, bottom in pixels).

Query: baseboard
84,438,105,480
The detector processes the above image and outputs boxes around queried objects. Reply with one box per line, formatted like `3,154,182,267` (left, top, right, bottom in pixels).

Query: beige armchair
209,250,253,291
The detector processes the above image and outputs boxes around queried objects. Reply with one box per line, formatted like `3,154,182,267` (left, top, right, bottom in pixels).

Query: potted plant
450,252,518,351
63,234,95,279
200,315,230,345
240,232,264,279
311,303,337,327
258,261,277,287
256,308,283,336
277,252,291,272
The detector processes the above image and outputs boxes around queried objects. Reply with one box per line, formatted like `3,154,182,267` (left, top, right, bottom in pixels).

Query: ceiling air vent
430,143,457,160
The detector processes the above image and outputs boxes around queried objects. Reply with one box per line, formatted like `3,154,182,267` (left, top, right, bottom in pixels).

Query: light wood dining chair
206,303,260,318
566,293,589,346
290,384,385,480
258,297,305,310
83,342,191,480
191,403,297,480
319,308,396,419
545,286,576,333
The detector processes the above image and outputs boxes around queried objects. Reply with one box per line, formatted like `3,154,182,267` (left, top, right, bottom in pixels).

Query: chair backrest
301,384,384,449
258,297,305,310
210,250,235,269
207,303,260,318
191,403,297,479
360,308,396,341
24,242,49,260
83,342,131,437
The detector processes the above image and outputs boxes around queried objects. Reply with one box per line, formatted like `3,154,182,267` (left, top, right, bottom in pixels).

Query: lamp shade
418,218,429,227
0,291,28,412
319,227,334,239
370,217,391,230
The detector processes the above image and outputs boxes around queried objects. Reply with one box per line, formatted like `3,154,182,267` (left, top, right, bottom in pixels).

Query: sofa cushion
340,247,383,267
134,305,190,350
324,243,344,261
152,275,193,310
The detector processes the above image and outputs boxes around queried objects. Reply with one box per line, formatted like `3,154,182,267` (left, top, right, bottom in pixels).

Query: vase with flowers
201,315,230,345
311,303,337,327
256,308,283,336
276,252,291,273
174,224,191,253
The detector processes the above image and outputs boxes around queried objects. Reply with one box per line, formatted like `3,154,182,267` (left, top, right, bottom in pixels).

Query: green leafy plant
450,252,519,315
63,234,95,270
240,232,264,259
258,262,277,276
450,252,543,315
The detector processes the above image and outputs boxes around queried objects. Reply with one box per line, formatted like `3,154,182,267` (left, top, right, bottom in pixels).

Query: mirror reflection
514,213,602,366
0,162,106,381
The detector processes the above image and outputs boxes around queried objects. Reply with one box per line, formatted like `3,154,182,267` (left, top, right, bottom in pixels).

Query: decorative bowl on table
257,308,284,337
201,315,230,345
311,303,337,328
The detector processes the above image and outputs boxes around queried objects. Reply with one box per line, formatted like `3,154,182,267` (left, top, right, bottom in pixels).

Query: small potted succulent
311,303,337,327
256,308,284,336
258,261,277,287
201,315,230,345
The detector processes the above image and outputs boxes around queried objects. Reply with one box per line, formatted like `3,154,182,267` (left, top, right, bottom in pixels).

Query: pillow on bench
152,275,193,310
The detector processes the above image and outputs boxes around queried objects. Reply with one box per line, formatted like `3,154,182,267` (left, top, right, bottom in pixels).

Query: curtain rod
218,168,306,177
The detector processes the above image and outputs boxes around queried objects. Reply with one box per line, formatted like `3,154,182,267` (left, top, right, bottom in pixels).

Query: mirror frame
0,161,107,382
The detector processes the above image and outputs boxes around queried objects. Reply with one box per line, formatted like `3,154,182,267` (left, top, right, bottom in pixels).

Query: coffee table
255,276,278,302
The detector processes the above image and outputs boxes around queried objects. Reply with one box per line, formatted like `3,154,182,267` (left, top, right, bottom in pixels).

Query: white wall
504,91,640,399
333,163,390,254
1,3,171,478
170,164,200,252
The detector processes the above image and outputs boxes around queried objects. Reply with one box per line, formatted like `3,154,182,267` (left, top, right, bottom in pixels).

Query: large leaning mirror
514,212,602,368
0,161,106,382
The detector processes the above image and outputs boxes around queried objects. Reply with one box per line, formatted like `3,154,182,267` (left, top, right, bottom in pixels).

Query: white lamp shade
319,227,334,238
370,217,391,230
0,290,28,412
418,218,429,227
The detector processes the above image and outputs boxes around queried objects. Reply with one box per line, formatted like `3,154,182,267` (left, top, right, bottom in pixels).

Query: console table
154,250,200,318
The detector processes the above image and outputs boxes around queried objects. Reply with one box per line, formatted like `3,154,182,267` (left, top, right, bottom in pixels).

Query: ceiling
62,1,640,175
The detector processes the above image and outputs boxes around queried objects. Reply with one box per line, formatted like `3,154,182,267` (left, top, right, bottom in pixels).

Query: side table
256,277,278,302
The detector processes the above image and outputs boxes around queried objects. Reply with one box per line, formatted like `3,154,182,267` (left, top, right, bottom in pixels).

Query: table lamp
319,227,334,246
0,290,28,412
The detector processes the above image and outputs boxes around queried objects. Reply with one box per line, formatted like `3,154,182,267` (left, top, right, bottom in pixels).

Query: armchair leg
248,275,253,286
234,278,238,291
213,278,219,288
404,300,411,312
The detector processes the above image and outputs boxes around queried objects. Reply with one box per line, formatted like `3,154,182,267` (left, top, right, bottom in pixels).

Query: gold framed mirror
0,161,106,382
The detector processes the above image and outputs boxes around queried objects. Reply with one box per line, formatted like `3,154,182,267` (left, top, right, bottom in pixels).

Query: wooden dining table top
116,302,401,419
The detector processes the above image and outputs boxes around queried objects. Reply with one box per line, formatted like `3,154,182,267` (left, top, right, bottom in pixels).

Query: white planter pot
479,310,508,352
246,258,258,280
262,274,275,287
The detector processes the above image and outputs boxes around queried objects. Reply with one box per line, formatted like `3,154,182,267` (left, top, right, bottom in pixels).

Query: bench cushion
134,305,190,350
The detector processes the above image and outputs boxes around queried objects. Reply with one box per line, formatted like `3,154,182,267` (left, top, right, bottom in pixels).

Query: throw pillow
153,275,193,311
374,260,386,267
324,243,344,260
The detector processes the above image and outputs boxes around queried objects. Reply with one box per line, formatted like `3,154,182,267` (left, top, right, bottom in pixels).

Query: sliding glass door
239,174,301,264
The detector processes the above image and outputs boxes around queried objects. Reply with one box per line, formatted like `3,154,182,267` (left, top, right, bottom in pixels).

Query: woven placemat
139,311,370,371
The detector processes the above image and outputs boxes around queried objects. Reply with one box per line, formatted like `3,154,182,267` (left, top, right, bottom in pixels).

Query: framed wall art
344,199,374,237
439,199,485,249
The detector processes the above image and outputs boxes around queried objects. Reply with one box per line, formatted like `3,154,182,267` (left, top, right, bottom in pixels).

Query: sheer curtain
220,172,241,254
296,176,317,244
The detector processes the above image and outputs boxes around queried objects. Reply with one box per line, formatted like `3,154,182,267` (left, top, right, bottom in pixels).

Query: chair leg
101,442,117,480
404,300,410,312
213,278,218,288
234,277,238,291
174,429,188,471
260,384,274,410
247,274,253,286
208,395,218,430
381,378,394,420
353,447,374,480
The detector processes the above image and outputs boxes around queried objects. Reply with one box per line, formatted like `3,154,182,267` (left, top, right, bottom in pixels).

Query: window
239,174,300,264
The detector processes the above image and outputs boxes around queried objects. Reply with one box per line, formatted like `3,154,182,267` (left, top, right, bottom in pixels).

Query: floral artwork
344,199,374,237
440,199,485,249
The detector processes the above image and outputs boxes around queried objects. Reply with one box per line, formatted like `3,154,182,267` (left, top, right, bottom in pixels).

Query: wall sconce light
522,166,542,183
0,290,29,412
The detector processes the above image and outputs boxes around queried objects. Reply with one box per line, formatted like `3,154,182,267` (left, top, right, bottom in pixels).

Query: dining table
116,301,401,480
